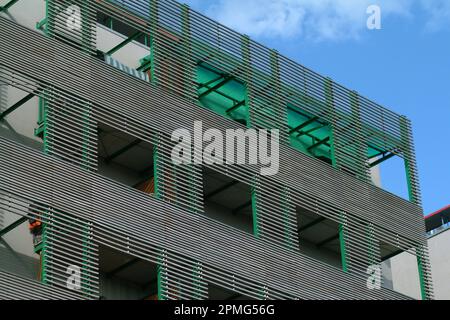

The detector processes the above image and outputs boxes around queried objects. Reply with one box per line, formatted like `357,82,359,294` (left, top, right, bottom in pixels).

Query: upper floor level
0,0,422,208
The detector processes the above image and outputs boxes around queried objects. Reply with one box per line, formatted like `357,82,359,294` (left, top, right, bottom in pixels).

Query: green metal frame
0,0,19,12
251,177,260,238
106,31,143,56
0,216,28,238
0,93,35,121
338,213,348,273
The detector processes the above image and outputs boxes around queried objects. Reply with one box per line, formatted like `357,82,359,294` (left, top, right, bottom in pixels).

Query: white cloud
187,0,413,41
185,0,448,41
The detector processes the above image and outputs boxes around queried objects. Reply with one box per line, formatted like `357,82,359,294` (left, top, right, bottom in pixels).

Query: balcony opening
380,241,422,299
97,123,154,195
99,245,158,300
0,196,42,283
96,10,151,82
196,63,248,126
296,206,343,269
202,167,253,234
368,147,409,201
287,104,333,166
0,83,43,151
208,283,255,300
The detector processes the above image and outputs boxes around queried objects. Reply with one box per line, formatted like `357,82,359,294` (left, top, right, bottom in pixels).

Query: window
287,104,333,165
380,241,423,299
208,283,255,300
202,167,253,234
196,63,248,126
0,196,43,283
99,245,158,300
296,206,343,269
97,123,154,194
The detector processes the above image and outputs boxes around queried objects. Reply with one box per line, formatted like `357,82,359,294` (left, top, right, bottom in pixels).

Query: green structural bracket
106,31,143,56
36,17,47,31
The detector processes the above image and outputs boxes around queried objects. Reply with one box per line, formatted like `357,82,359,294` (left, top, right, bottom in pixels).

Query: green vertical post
80,0,91,54
399,116,417,204
251,176,260,238
350,91,368,182
157,249,167,300
149,0,159,85
400,117,429,299
339,212,348,273
326,79,348,272
270,49,286,142
152,133,161,200
241,35,251,128
324,78,337,168
181,4,195,102
416,245,429,300
282,187,293,250
40,211,49,284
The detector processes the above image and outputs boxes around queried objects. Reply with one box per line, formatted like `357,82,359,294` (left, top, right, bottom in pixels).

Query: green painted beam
0,0,19,12
0,93,35,120
0,216,28,238
197,82,239,104
296,124,325,138
226,100,246,114
198,75,225,89
198,75,234,99
106,31,142,56
289,116,319,135
369,152,396,168
287,125,331,148
104,139,142,163
298,217,326,233
307,136,330,152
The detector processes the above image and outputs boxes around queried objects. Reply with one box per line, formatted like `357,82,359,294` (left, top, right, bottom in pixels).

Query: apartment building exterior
0,0,433,300
386,206,450,300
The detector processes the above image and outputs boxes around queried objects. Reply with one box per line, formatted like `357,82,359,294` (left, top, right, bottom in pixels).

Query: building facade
0,0,433,300
387,206,450,300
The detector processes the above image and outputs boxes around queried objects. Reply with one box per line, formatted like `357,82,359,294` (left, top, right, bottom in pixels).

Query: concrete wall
388,250,422,299
387,228,450,300
427,229,450,299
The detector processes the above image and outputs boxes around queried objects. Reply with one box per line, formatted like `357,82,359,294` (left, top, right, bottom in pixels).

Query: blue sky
184,0,449,215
